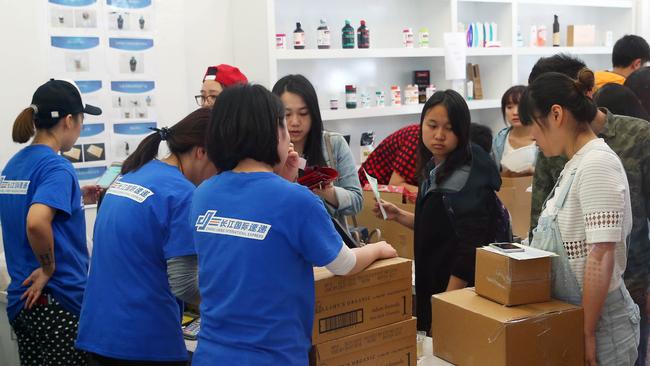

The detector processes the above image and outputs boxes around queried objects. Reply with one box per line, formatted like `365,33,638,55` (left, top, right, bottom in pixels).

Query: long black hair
206,84,286,171
121,108,211,174
519,69,598,127
416,90,472,185
272,74,326,167
594,83,650,120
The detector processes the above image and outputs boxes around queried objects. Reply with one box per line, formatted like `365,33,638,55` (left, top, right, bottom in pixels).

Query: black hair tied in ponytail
121,108,211,174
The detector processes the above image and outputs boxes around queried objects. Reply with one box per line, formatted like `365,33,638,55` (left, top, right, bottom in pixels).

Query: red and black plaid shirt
358,124,420,186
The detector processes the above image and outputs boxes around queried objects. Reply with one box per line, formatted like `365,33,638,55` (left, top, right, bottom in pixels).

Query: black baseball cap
31,79,101,126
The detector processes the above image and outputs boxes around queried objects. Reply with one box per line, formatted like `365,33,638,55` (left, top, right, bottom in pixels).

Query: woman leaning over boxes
520,70,640,365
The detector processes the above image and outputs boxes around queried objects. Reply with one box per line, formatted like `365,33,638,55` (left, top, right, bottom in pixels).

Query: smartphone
183,318,201,340
489,243,525,253
96,162,122,189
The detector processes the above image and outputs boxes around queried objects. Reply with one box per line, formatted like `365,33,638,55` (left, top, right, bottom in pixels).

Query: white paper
364,169,387,220
482,243,558,260
444,32,467,80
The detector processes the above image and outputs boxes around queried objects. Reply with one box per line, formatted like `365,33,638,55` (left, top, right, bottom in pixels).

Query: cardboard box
310,317,417,366
475,247,551,306
313,257,412,344
567,25,596,47
497,175,533,240
355,187,415,259
431,288,584,366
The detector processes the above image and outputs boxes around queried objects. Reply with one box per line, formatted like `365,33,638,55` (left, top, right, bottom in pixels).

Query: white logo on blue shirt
106,181,154,203
195,210,271,240
0,176,30,195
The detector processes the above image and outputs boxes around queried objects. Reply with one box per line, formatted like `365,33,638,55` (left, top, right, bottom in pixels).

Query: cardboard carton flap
313,257,411,284
432,288,581,323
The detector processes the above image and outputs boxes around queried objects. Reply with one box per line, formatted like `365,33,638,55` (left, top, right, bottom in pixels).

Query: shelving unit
230,0,636,161
321,99,501,121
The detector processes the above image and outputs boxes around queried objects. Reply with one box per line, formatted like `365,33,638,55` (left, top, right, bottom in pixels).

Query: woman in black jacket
376,90,505,333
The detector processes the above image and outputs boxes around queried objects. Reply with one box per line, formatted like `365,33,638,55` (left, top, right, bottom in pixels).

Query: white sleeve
325,244,357,275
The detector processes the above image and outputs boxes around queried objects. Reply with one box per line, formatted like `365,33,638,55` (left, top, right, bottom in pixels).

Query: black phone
489,242,525,253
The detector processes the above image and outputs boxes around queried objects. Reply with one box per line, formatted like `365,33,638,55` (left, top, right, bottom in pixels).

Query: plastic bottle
537,25,547,47
357,20,370,49
418,28,430,48
293,22,305,49
342,20,355,49
317,19,331,49
552,15,560,47
375,91,385,107
345,85,357,109
390,85,401,106
516,25,524,47
529,25,538,47
426,85,437,100
403,28,414,48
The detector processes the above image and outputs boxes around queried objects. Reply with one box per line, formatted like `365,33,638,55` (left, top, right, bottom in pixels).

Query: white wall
0,0,233,169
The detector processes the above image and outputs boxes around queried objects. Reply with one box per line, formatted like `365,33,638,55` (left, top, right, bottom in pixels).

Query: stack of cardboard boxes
310,257,417,366
431,245,585,366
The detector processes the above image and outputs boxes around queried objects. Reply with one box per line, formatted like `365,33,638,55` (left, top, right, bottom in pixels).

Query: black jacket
414,143,501,332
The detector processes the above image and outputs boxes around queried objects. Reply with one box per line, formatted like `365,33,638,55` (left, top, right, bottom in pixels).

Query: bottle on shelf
537,25,547,47
529,25,538,47
342,20,355,49
516,25,524,47
317,19,331,49
357,20,370,49
375,90,386,107
426,85,437,101
552,15,560,47
293,22,305,49
345,84,357,109
276,33,287,49
403,28,414,48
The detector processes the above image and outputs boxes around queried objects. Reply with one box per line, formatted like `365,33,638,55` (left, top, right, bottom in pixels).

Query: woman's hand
81,185,102,205
373,199,400,221
584,332,597,366
20,268,53,309
311,182,339,208
278,143,301,182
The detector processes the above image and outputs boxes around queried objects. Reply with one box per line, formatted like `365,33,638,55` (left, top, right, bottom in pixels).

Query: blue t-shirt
0,144,88,321
190,171,342,366
76,160,196,361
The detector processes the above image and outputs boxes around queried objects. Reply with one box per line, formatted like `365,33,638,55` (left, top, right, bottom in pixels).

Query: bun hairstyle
519,69,598,127
574,67,595,95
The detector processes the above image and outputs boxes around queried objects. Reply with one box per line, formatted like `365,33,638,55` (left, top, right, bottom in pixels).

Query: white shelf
274,48,445,60
467,47,513,56
321,99,501,121
518,0,633,8
460,0,513,3
516,46,612,56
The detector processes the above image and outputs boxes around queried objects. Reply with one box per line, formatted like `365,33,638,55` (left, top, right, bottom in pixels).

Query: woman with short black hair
190,84,396,365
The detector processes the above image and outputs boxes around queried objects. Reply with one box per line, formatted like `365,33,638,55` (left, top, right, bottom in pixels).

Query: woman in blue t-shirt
0,79,102,365
190,84,397,366
76,108,217,365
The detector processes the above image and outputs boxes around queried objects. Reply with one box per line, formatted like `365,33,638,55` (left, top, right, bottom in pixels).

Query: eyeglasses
195,95,217,106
